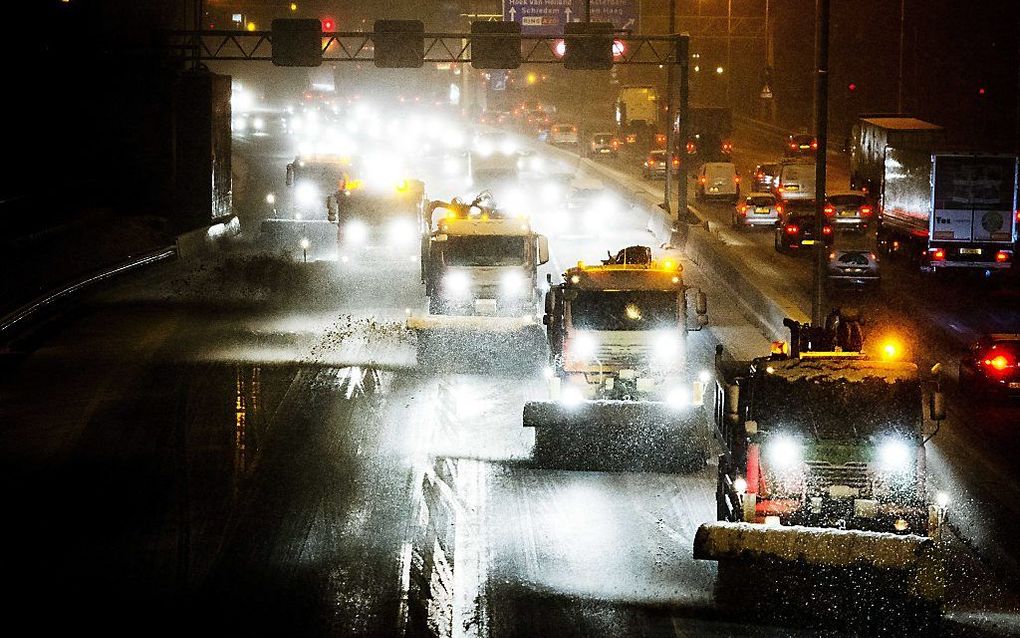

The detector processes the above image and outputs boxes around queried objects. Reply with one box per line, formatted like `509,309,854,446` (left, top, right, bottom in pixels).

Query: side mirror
542,314,552,326
285,164,295,186
546,272,553,285
544,289,554,315
537,235,550,265
695,289,708,316
326,195,339,223
929,390,946,423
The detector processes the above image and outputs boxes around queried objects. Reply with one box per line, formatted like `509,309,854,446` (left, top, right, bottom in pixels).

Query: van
775,161,816,200
696,162,740,203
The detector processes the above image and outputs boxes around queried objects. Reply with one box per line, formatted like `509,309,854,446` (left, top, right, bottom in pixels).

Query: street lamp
300,238,310,263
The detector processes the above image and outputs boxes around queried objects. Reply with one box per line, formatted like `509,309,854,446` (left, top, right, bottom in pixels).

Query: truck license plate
1009,382,1020,389
754,207,771,214
802,239,816,245
959,247,982,255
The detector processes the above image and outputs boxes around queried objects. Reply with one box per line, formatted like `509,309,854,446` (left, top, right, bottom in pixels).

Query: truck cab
714,315,946,537
422,195,549,316
542,246,707,403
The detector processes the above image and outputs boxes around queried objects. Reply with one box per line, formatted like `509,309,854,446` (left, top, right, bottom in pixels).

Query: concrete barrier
175,215,241,261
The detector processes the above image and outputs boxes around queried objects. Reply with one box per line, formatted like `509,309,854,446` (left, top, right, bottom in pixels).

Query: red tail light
822,225,833,235
699,176,706,184
738,206,747,216
930,248,946,261
785,224,799,234
823,204,835,216
789,143,797,150
775,204,783,214
811,141,818,149
734,175,741,183
860,205,873,217
983,352,1015,373
996,250,1012,263
672,158,680,168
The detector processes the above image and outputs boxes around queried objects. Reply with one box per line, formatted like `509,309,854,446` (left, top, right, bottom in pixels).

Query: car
824,191,874,231
774,201,834,253
696,162,740,203
642,150,679,179
959,334,1020,397
785,133,817,157
826,248,880,289
549,123,579,146
588,132,619,158
733,193,780,229
752,162,780,192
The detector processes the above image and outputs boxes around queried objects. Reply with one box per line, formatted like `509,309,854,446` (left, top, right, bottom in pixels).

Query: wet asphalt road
1,124,1019,637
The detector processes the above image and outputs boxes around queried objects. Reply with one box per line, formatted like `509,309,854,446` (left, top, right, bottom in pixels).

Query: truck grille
594,342,654,367
804,460,871,493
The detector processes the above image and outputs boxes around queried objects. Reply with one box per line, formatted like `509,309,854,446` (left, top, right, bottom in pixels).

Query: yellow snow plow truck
407,192,549,370
523,246,710,472
694,310,949,629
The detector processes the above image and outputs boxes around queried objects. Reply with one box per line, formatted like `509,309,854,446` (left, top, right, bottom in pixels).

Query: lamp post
300,238,310,263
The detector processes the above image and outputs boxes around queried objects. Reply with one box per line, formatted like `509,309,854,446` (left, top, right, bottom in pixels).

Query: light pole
811,0,831,326
300,238,310,263
897,0,905,112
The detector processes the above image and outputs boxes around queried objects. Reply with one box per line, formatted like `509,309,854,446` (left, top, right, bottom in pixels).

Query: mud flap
523,400,709,473
694,522,944,629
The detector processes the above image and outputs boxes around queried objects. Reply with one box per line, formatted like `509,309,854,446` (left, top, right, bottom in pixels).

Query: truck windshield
752,375,921,439
570,291,678,331
442,235,527,267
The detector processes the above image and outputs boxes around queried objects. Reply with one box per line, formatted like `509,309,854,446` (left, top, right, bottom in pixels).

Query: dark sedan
774,205,834,254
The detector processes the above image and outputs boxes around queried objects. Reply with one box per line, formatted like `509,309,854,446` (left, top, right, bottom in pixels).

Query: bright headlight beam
572,333,597,360
295,182,319,206
501,270,524,295
767,435,801,470
344,219,368,244
444,271,470,295
878,438,912,471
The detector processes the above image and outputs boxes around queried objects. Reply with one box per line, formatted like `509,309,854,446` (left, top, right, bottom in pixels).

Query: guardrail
0,246,178,336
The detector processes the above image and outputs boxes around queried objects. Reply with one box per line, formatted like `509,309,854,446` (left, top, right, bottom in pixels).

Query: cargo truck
615,86,660,147
878,151,1018,274
849,116,945,195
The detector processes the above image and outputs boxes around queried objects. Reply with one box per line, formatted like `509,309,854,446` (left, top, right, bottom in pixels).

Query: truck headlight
388,220,415,245
653,331,682,365
878,438,912,472
444,271,470,296
571,333,598,360
344,219,368,244
501,270,525,296
296,182,319,206
766,435,802,469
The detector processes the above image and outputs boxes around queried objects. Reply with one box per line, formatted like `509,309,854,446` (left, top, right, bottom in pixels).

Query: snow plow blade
694,522,944,625
523,400,709,472
406,314,537,333
408,314,545,373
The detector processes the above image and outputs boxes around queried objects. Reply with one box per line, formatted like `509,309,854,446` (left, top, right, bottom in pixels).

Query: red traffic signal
847,82,856,92
321,17,335,31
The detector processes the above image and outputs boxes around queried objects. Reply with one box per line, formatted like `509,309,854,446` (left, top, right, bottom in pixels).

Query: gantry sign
164,19,688,68
164,19,691,216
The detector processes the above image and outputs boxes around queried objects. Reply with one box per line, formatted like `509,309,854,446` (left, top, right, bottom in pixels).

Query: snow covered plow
407,314,545,372
524,399,709,472
701,312,950,629
694,522,945,624
523,246,711,472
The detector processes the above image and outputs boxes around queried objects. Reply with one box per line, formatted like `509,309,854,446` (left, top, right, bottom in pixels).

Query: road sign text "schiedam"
503,0,637,36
